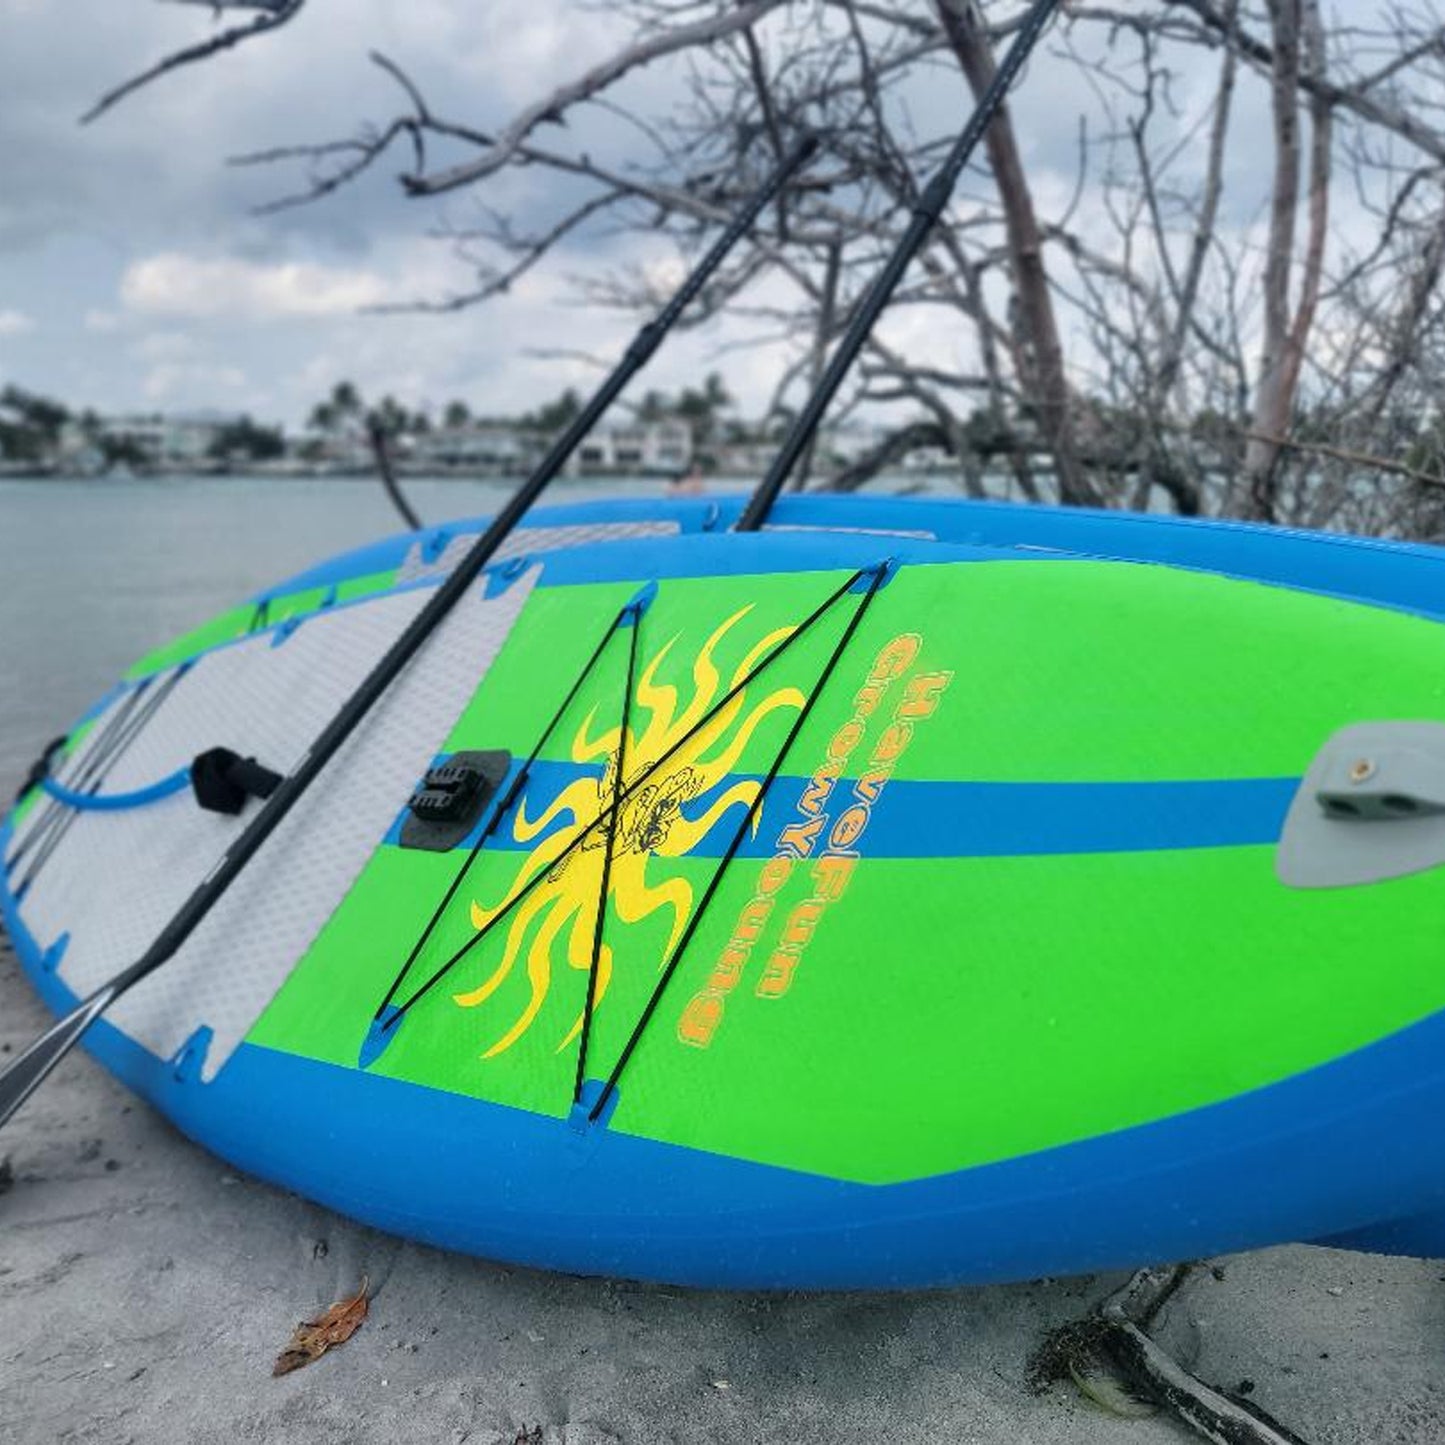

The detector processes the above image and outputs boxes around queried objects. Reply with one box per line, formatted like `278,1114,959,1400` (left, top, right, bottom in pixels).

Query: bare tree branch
81,0,305,125
403,0,792,196
1164,0,1445,165
1252,430,1445,492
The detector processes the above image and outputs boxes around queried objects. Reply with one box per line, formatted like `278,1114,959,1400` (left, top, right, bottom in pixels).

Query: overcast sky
0,0,1324,430
0,1,654,425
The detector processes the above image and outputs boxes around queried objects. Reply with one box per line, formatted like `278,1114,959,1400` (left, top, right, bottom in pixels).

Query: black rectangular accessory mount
401,750,511,852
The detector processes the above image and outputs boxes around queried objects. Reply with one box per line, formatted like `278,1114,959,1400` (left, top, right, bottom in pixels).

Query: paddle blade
0,985,116,1128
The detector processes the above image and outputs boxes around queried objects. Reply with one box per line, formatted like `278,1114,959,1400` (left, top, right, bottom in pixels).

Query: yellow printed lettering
756,949,800,999
870,633,921,683
828,804,869,852
898,670,954,719
777,815,826,858
677,992,724,1047
812,853,856,903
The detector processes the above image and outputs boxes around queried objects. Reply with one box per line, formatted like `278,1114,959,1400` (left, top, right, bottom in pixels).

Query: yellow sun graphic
452,605,804,1058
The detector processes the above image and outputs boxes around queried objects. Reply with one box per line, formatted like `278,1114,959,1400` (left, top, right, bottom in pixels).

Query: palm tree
331,381,363,419
366,394,409,436
674,371,733,445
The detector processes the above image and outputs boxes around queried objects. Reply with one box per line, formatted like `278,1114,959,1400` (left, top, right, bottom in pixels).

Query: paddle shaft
735,0,1061,532
0,134,818,1129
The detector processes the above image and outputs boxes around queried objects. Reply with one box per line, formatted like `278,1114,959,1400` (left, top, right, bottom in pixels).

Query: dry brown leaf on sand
272,1277,369,1376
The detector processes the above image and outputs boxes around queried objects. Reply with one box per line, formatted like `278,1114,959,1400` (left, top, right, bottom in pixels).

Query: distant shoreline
0,464,694,483
0,461,948,485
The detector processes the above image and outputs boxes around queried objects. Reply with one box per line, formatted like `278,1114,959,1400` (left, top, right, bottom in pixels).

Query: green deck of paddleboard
247,557,1445,1185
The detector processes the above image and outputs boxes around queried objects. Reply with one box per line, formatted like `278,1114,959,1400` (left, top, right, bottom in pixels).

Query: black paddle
736,0,1062,531
0,133,818,1130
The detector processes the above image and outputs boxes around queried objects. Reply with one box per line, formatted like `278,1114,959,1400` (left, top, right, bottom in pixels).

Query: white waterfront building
407,424,545,475
86,410,245,470
573,420,693,476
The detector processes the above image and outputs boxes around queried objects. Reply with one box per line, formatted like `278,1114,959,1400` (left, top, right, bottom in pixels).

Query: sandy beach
1,934,1440,1445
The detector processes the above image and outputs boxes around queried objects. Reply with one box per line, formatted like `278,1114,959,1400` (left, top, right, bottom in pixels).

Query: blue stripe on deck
385,757,1299,859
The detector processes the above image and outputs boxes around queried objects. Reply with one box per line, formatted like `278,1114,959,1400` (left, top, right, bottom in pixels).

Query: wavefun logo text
677,633,952,1049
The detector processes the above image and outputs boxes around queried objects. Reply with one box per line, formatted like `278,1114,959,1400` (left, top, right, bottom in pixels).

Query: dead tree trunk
934,0,1100,507
1242,0,1331,522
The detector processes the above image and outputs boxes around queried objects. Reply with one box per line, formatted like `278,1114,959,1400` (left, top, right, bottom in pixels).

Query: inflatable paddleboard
8,511,1445,1287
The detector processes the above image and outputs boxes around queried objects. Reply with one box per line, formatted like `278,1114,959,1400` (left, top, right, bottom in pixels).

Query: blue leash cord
40,766,192,812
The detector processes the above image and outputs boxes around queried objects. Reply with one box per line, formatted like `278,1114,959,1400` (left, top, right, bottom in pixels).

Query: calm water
0,475,697,796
